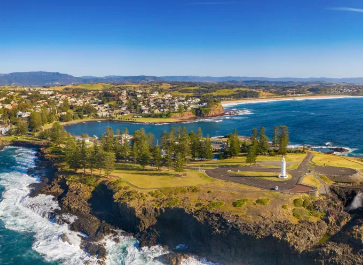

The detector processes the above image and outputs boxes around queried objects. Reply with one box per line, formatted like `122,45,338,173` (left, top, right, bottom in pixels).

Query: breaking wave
0,147,218,265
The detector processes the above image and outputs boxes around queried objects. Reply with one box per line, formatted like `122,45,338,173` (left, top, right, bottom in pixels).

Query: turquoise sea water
0,147,215,264
66,97,363,156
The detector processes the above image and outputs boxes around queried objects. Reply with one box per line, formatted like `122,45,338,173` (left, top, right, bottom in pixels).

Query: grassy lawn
108,162,260,191
0,136,44,142
320,175,335,184
228,170,292,181
302,175,322,190
189,154,306,169
209,88,249,96
48,83,114,91
313,153,363,170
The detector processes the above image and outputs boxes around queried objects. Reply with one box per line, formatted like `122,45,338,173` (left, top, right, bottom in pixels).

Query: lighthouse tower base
279,157,288,179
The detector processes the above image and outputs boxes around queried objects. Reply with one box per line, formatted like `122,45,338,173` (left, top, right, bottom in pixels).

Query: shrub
282,204,289,210
190,186,201,193
293,208,310,220
166,198,181,207
233,199,249,207
206,201,225,209
303,199,311,208
256,198,270,206
293,198,304,207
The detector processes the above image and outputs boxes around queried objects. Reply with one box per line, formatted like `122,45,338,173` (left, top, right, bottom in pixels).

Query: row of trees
60,126,216,175
45,121,291,176
246,126,290,164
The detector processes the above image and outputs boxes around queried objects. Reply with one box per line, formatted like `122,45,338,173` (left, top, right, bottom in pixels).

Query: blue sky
1,0,363,77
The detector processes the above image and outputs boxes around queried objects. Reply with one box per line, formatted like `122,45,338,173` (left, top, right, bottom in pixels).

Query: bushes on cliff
256,198,270,206
293,208,310,220
233,199,249,207
206,201,224,209
293,198,304,207
166,198,181,207
149,186,201,199
303,198,312,208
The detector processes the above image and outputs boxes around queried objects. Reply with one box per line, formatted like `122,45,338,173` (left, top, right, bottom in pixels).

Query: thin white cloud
329,7,363,13
184,2,237,5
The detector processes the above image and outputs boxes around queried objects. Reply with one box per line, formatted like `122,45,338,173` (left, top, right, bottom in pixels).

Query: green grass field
108,162,260,191
302,175,322,190
189,154,305,170
313,153,363,170
48,83,114,91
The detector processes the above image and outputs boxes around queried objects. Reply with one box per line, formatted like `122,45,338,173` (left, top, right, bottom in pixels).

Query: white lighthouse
279,157,288,179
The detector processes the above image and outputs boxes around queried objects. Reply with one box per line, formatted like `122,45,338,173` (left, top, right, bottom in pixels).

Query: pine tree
278,126,289,155
228,130,240,157
252,128,258,139
189,131,198,160
161,131,169,150
165,147,173,170
272,125,279,147
241,141,248,153
232,129,240,156
101,127,116,152
138,152,150,170
15,119,28,135
89,139,99,175
120,140,131,160
50,122,66,146
102,151,115,177
196,127,203,139
174,152,184,172
79,140,89,174
179,134,191,163
65,138,81,172
41,109,48,126
153,145,162,170
29,112,42,132
258,126,270,154
205,134,213,160
246,139,258,164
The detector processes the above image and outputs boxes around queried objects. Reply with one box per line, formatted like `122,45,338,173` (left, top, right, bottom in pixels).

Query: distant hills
1,71,363,86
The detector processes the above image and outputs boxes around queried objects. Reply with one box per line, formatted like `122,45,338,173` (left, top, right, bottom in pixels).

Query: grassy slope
110,162,260,190
313,153,363,171
302,175,322,190
189,154,305,170
48,83,114,91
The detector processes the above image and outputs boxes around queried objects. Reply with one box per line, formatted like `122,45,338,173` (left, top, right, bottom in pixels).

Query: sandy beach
221,95,361,107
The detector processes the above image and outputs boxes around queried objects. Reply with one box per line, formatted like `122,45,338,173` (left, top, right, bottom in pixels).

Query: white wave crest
0,147,219,265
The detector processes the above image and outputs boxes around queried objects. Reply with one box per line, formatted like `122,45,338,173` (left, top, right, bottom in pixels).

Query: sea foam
0,147,219,265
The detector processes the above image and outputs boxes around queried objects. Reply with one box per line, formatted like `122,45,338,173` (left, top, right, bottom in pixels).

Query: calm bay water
66,97,363,156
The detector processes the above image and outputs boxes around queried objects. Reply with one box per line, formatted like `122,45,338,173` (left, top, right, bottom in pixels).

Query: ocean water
66,97,363,156
0,147,217,265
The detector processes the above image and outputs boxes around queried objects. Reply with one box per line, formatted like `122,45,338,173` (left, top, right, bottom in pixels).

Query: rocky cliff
195,103,226,118
31,147,363,265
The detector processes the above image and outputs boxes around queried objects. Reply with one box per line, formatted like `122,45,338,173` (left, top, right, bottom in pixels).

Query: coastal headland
2,128,363,264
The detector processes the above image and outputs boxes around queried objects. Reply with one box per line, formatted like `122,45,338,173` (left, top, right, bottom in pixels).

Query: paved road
205,152,315,192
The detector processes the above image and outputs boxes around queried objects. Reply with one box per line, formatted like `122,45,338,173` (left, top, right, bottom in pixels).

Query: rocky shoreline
7,142,363,265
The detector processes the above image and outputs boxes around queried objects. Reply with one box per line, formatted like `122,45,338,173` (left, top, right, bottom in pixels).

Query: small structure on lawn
279,157,288,179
